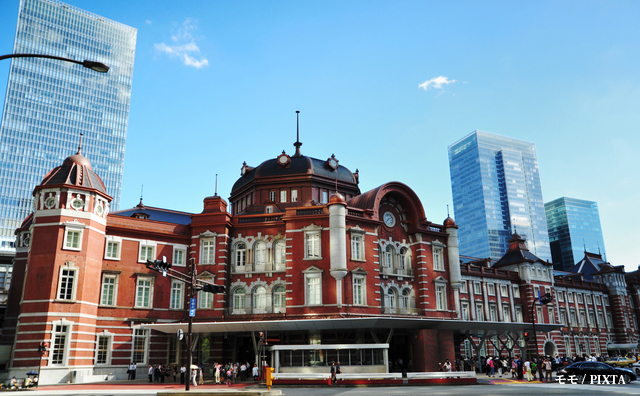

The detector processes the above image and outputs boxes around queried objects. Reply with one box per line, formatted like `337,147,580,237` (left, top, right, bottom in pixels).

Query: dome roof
37,145,108,195
232,154,358,194
443,216,456,227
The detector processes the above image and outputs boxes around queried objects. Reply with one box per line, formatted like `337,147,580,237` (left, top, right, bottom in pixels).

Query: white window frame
548,306,555,324
173,245,187,267
135,276,154,309
513,286,520,298
198,288,213,309
273,285,286,313
232,287,247,313
265,205,274,214
253,285,267,313
353,274,366,306
51,321,72,366
487,283,496,296
461,302,470,320
500,284,508,297
274,239,286,271
560,308,567,325
558,291,565,302
435,281,447,311
95,332,112,366
568,292,574,303
474,281,482,295
291,189,298,202
100,273,118,306
255,241,267,268
57,264,77,301
476,304,485,321
515,306,523,322
63,226,83,251
200,238,216,264
564,335,572,356
280,190,287,203
269,191,276,201
304,267,323,306
170,281,184,310
132,328,149,365
490,304,498,321
502,305,511,322
104,237,121,260
461,280,468,293
138,241,156,263
234,242,247,272
432,245,444,271
304,227,322,259
350,232,365,261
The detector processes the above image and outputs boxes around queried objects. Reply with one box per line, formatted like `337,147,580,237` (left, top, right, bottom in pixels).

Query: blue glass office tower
448,130,551,262
0,0,136,251
545,197,606,271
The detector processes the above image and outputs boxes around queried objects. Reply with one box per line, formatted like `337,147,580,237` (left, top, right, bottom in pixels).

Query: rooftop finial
77,133,83,155
293,111,302,157
215,174,218,197
447,204,450,217
584,238,587,252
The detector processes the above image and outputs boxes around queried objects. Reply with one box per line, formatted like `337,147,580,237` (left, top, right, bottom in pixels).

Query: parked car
604,357,636,367
558,362,636,384
630,362,640,376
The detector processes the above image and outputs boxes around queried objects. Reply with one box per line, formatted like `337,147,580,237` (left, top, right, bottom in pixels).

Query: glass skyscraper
0,0,136,251
448,130,551,262
545,197,606,271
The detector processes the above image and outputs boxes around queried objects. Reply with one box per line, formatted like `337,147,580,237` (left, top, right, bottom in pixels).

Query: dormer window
266,205,274,214
132,213,149,220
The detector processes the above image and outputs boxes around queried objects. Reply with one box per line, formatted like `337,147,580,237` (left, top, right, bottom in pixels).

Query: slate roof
111,200,193,225
493,232,550,268
569,252,607,281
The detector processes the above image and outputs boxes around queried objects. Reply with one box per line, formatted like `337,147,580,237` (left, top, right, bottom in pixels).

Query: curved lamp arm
0,53,109,73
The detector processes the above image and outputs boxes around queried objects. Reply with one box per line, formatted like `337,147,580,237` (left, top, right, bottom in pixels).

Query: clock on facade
277,152,290,167
383,211,396,227
326,154,339,170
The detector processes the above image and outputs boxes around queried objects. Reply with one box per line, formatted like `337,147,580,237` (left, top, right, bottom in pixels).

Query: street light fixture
530,292,554,358
0,53,109,73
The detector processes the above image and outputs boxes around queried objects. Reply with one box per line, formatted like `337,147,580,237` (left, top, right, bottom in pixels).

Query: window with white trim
385,288,398,311
476,304,484,321
63,228,82,250
436,284,447,311
560,308,567,325
490,304,498,321
265,205,274,214
606,312,613,327
594,336,601,356
173,247,186,267
513,286,520,298
138,243,155,262
105,240,120,260
305,272,322,305
274,239,286,270
255,241,267,268
351,233,364,261
384,245,395,268
548,307,555,324
280,190,287,203
461,302,470,320
135,276,153,308
100,274,117,306
291,189,298,202
198,288,213,309
569,309,577,326
500,284,508,297
503,305,511,322
567,292,574,303
432,246,444,271
353,275,366,305
461,281,468,293
597,311,604,327
305,231,321,259
558,291,565,302
96,334,111,365
233,288,246,312
57,266,77,301
132,328,149,364
234,242,247,272
269,191,276,201
170,281,184,309
577,293,584,304
487,283,495,296
537,306,544,324
51,323,70,365
474,281,482,295
201,239,215,264
253,285,267,312
273,285,286,313
515,306,523,322
564,335,572,356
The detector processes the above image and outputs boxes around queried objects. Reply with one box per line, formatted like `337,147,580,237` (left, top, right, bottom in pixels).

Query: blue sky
0,1,639,270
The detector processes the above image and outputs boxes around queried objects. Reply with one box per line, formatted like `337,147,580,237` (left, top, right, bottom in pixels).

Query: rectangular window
588,310,595,326
603,296,609,306
351,234,363,261
291,189,298,202
568,292,574,303
139,244,155,262
548,307,555,324
537,306,544,324
564,336,572,356
577,293,584,303
500,284,508,297
321,191,328,203
132,329,149,364
201,239,215,264
594,336,601,356
173,247,185,266
560,308,567,325
353,276,365,305
64,229,81,250
597,311,604,327
475,304,484,321
515,306,523,322
502,305,510,322
433,246,444,271
280,190,287,203
135,277,153,308
606,312,613,327
586,294,593,305
570,309,577,326
198,289,213,309
96,335,110,365
305,274,322,305
100,274,116,306
513,286,520,298
579,310,586,326
533,285,539,299
58,268,76,300
558,291,565,302
51,324,68,365
461,302,470,320
489,304,497,321
487,283,495,296
269,191,276,201
105,241,120,260
436,284,446,311
170,282,183,309
461,281,468,293
305,232,321,259
595,295,601,305
474,282,482,295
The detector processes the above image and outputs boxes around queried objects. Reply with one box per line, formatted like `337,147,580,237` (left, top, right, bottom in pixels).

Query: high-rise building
448,130,551,261
545,197,607,271
0,0,136,252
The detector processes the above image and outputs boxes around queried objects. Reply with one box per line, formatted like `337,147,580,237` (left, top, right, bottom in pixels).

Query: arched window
274,240,286,271
254,241,266,270
235,243,246,272
401,288,412,309
385,287,398,312
253,285,266,312
384,245,395,269
399,247,411,272
233,288,246,312
273,285,286,313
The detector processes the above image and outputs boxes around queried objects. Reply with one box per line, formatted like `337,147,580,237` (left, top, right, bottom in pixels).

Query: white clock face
279,155,288,164
383,211,395,227
329,159,337,168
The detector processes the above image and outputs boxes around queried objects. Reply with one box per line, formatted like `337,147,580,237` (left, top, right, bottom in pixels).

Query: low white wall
278,365,386,374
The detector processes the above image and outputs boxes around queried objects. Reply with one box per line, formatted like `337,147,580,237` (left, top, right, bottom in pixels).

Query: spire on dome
293,110,302,157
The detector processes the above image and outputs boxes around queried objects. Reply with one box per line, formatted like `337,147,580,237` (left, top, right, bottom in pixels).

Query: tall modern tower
0,0,136,252
448,130,551,262
545,197,606,271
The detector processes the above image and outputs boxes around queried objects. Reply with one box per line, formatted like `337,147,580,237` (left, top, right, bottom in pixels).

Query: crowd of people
133,360,261,386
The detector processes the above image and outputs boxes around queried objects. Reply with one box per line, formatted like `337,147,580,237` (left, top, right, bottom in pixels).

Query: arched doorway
544,340,557,357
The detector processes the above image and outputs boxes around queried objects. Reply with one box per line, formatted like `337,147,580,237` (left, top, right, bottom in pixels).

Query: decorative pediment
302,265,323,274
351,266,368,275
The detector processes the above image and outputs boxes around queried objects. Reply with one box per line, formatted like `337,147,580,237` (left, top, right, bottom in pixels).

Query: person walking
252,363,259,381
173,364,177,382
544,358,553,381
240,362,247,381
128,362,135,380
330,362,336,384
148,365,153,383
524,359,533,381
192,368,198,387
180,364,186,384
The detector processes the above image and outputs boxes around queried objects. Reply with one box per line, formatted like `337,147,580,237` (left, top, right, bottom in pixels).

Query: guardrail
273,373,330,380
337,373,402,380
407,371,476,379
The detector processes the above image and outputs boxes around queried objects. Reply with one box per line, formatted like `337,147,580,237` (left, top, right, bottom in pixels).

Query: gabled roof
569,251,607,281
493,232,550,268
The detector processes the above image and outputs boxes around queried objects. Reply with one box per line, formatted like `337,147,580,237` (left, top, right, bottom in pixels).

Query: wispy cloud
418,76,456,90
155,18,209,69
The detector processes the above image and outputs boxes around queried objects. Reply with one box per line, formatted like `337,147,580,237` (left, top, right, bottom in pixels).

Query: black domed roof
232,154,358,194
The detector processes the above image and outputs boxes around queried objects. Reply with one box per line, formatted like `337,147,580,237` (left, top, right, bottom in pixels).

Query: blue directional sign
189,298,196,317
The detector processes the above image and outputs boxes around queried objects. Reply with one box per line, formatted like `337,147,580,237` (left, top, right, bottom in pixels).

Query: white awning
140,317,561,335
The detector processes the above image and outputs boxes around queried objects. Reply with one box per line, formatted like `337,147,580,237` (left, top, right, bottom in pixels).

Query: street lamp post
143,257,224,391
0,53,109,73
530,292,554,358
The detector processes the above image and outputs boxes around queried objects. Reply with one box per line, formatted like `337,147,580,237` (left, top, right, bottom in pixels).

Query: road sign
189,297,196,317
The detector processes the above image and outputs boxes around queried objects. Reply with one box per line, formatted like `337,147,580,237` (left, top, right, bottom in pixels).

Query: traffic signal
152,259,172,271
524,331,530,342
37,342,48,355
202,283,225,294
540,293,554,305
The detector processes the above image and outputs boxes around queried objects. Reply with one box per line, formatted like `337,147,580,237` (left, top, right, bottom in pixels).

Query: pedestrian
180,364,186,384
148,365,153,383
336,361,342,380
488,357,494,377
330,362,336,384
252,363,259,381
240,362,247,381
198,367,203,385
192,368,198,387
154,365,160,382
160,364,165,383
173,364,177,382
443,359,452,372
524,359,532,381
226,367,232,385
215,362,221,384
233,363,238,383
128,362,136,380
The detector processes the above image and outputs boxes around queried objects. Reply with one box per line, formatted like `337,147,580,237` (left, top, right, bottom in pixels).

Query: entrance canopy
142,317,561,335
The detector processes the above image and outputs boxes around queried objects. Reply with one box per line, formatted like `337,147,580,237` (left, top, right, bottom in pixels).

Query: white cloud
418,76,456,90
155,18,208,69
